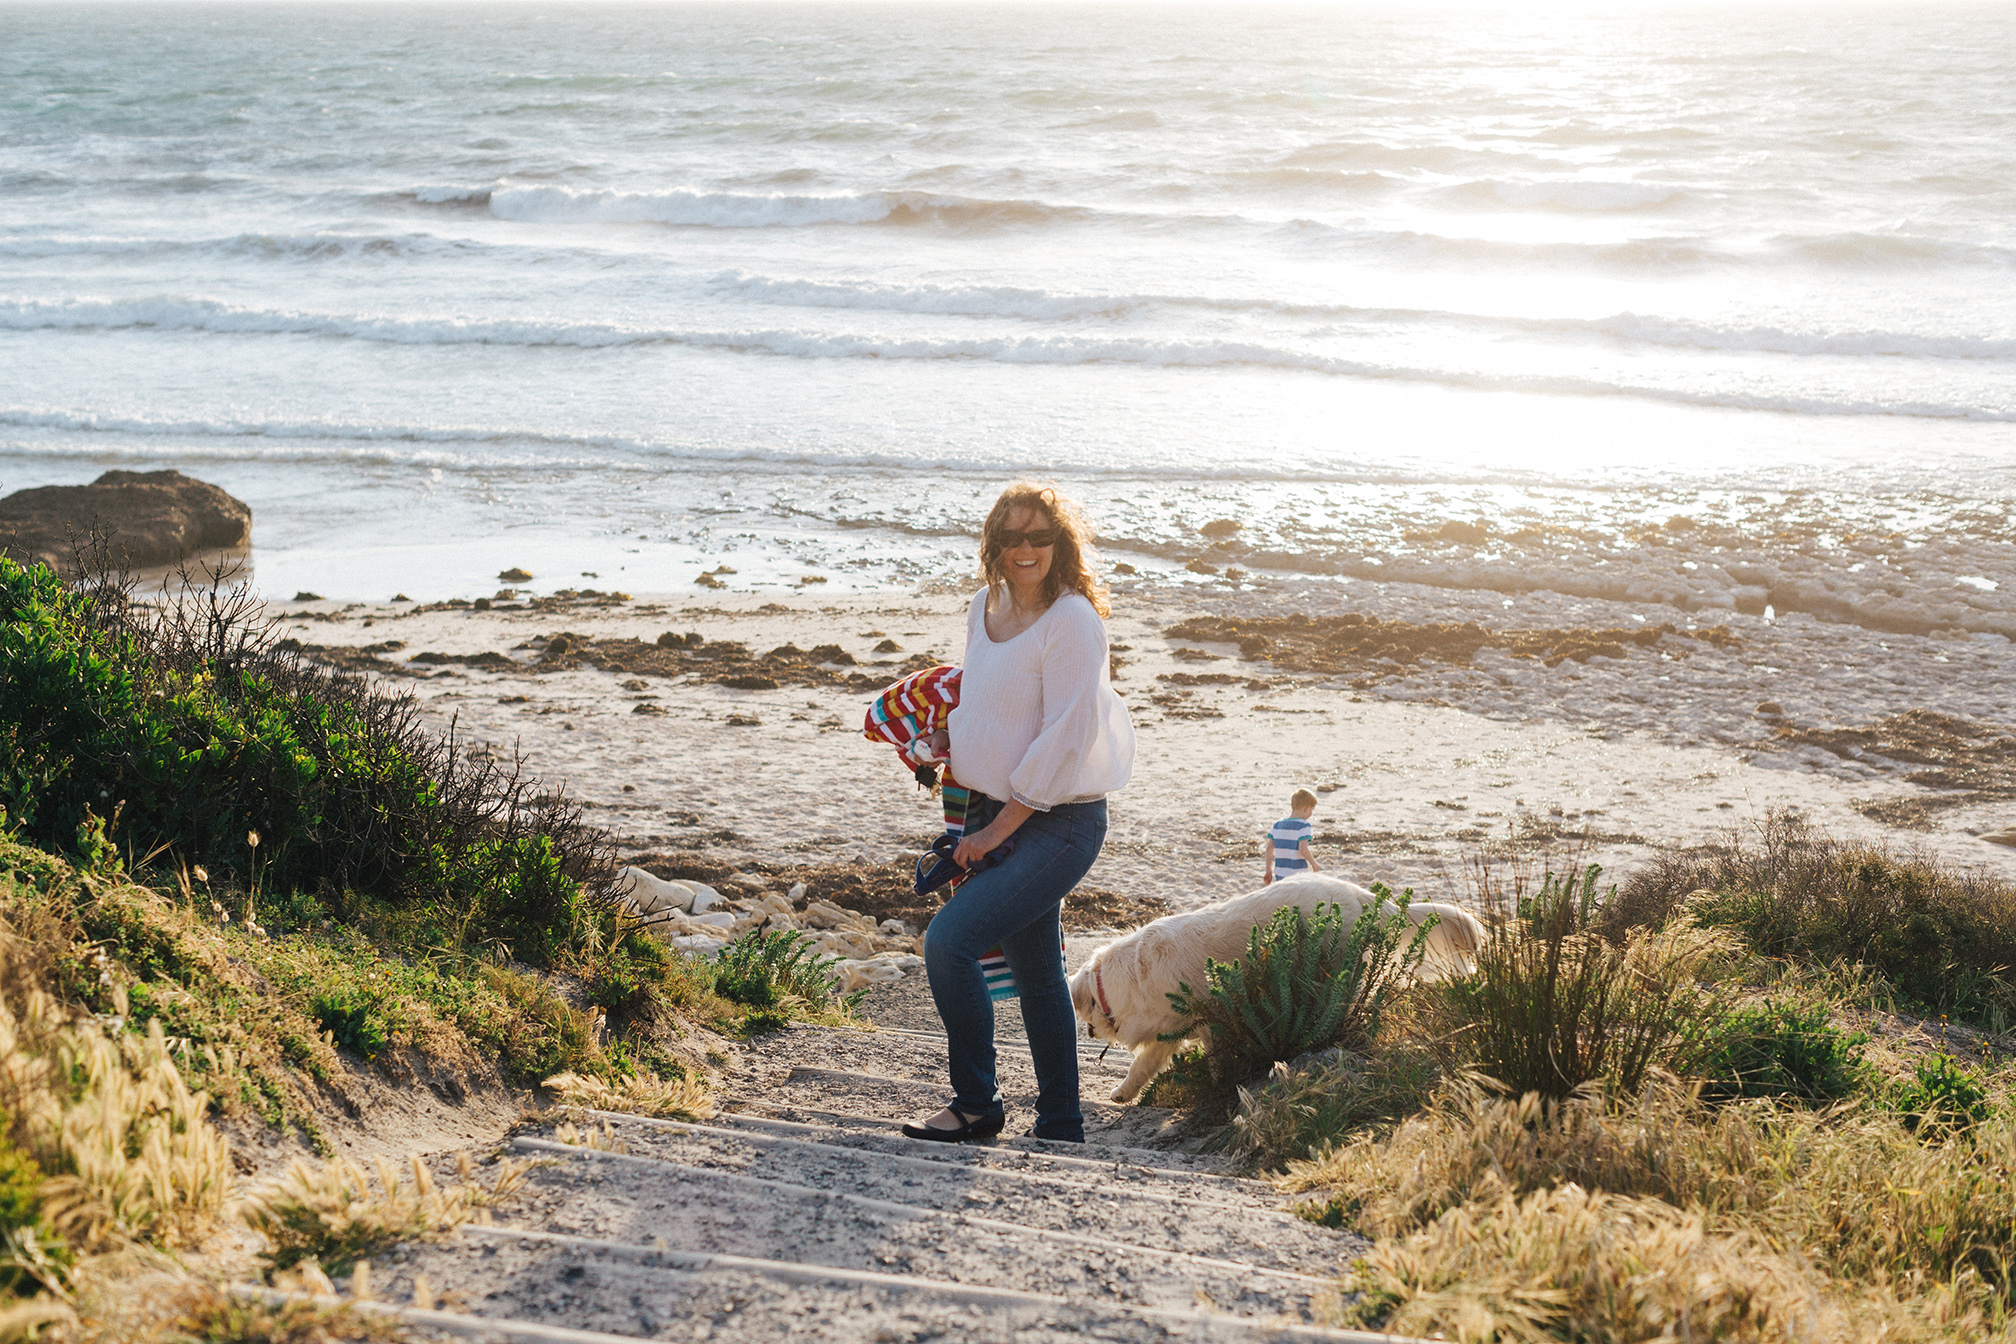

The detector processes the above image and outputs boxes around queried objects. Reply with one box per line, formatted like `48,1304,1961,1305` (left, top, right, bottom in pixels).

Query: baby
1263,787,1321,885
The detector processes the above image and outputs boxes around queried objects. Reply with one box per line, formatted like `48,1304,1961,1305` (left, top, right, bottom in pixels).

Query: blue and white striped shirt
1269,816,1313,872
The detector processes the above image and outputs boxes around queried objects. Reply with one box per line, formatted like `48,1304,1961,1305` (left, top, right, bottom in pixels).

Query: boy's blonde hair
1290,788,1318,811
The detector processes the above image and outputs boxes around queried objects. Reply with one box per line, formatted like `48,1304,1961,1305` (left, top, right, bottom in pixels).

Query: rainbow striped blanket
864,665,1039,1001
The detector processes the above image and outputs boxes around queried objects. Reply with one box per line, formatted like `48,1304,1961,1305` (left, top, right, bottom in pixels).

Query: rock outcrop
0,469,251,572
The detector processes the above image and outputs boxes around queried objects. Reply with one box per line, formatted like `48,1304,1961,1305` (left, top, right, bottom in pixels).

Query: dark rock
1757,701,1785,716
1199,519,1242,539
498,567,533,582
1163,611,1740,684
409,650,514,669
720,674,779,690
293,591,324,602
0,469,251,572
872,639,902,654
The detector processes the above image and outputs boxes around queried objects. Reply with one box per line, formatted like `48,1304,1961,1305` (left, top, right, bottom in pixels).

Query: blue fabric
1269,815,1313,871
922,797,1107,1142
916,828,1018,897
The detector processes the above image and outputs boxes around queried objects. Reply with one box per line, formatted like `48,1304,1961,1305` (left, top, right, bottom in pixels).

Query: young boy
1264,788,1321,885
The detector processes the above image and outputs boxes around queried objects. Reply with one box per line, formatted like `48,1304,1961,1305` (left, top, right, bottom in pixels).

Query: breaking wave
5,295,2009,422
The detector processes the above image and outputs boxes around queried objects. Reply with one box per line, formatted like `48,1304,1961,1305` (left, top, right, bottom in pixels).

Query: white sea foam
1438,179,1685,212
410,184,493,204
9,268,2011,369
6,294,2010,422
485,183,898,228
715,271,2016,360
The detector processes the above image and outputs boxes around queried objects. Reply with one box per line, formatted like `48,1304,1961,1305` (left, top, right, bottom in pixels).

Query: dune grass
244,1151,531,1275
1607,810,2016,1032
1225,822,2016,1342
0,555,853,1339
1290,1073,2016,1341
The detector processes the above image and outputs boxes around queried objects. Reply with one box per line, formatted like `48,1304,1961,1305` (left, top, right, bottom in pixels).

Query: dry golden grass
1221,1043,1441,1167
242,1151,531,1274
1288,1073,2016,1341
1333,1179,2015,1344
1236,827,2016,1341
163,1286,406,1344
550,1119,630,1154
0,980,232,1257
46,1271,407,1344
541,1068,713,1122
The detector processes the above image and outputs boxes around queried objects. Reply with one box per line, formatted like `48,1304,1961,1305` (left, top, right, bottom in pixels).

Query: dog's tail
1386,900,1487,980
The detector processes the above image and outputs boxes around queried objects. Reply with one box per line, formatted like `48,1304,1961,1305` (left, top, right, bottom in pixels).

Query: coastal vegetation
0,555,851,1340
1189,817,2016,1342
1143,889,1429,1121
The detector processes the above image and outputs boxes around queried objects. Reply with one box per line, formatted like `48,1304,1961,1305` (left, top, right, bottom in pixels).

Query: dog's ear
1068,966,1095,1020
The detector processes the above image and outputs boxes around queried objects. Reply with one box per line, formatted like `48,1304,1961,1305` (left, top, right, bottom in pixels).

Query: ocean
3,0,2012,638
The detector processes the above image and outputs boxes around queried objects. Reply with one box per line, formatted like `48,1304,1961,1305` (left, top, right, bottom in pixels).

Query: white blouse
947,587,1136,810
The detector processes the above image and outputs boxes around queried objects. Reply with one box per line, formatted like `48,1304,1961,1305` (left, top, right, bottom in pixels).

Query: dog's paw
1109,1086,1130,1104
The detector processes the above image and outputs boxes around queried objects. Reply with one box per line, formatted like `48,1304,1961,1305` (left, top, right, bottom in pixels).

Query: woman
902,482,1135,1144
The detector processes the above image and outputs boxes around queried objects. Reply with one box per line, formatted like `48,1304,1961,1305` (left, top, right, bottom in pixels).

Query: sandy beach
263,564,2016,921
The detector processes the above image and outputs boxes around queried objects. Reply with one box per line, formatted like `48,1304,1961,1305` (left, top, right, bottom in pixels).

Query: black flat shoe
900,1110,1005,1143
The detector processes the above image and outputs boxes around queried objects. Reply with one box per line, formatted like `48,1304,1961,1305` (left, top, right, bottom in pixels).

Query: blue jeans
923,798,1106,1142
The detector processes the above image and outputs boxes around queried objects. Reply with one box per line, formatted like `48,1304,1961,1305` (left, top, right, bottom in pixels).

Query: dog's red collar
1093,963,1118,1032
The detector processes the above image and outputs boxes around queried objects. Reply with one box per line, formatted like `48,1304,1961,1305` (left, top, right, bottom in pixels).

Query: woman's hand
953,824,1003,869
954,800,1036,869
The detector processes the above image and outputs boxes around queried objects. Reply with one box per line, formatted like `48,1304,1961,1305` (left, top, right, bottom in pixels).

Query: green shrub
1611,811,2016,1031
584,949,654,1016
473,964,600,1084
1437,865,1729,1102
0,557,613,966
307,987,393,1062
1138,1045,1216,1111
1893,1053,1995,1135
0,1133,38,1234
713,929,847,1012
1167,892,1431,1117
1700,998,1869,1103
0,1123,50,1297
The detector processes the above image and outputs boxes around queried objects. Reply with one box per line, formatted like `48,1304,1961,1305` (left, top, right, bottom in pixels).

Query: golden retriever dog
1070,873,1486,1103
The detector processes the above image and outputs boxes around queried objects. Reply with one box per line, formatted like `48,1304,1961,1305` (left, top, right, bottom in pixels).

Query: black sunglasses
992,526,1061,549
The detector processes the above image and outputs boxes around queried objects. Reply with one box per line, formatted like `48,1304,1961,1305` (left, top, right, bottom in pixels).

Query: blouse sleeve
1006,597,1136,810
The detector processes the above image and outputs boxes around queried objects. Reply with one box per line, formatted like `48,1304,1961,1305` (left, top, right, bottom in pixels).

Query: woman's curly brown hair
979,482,1111,618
